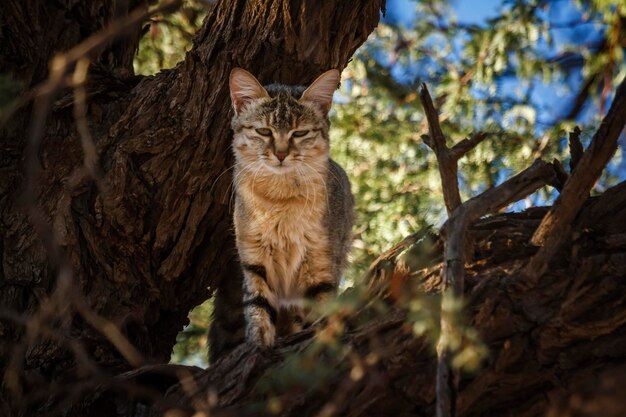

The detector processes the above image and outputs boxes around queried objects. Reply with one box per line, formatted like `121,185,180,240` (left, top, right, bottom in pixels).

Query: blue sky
385,0,501,26
380,0,626,185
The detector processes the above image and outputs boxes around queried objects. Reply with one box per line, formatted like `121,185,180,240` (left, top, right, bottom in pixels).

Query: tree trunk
0,1,384,415
87,180,626,417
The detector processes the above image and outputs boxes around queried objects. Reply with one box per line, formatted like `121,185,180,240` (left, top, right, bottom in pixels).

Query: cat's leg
299,253,337,327
241,262,278,347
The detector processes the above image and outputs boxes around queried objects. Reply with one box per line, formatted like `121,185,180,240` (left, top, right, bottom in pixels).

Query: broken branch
419,84,462,214
568,126,584,172
528,76,626,280
420,81,558,417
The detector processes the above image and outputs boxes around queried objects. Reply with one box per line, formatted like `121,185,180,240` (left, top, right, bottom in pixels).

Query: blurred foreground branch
419,83,558,417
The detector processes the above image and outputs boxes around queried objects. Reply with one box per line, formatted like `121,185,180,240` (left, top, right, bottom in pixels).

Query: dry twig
435,160,555,417
528,76,626,280
72,58,101,183
23,0,181,207
421,85,463,213
419,84,556,417
419,84,487,215
551,158,569,191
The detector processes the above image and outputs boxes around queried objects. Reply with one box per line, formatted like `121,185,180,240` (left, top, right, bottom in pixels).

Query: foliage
130,0,626,365
170,298,212,365
134,0,207,75
332,0,625,280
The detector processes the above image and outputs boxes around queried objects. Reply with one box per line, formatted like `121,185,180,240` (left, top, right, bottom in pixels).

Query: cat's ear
229,68,269,114
300,69,340,114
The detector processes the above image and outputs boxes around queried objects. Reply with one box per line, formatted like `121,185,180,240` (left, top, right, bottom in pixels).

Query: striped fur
229,68,354,347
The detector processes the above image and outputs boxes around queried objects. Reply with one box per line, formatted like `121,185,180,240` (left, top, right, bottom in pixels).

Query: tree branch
420,84,465,214
22,0,182,208
418,85,487,217
1,2,387,413
449,132,487,161
420,75,557,417
435,159,556,417
420,85,557,417
528,76,626,280
94,179,626,417
568,126,584,173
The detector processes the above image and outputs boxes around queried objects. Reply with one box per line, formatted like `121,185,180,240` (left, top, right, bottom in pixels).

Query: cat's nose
275,151,288,162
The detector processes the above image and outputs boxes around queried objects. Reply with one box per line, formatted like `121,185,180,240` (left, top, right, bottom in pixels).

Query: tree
83,78,626,417
0,1,383,415
1,1,626,417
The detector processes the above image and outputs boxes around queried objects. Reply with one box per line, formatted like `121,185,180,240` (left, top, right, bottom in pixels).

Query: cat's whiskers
224,164,245,204
226,162,255,202
294,165,316,224
299,161,330,209
306,158,343,186
229,161,262,211
303,165,320,214
293,165,308,223
210,164,238,204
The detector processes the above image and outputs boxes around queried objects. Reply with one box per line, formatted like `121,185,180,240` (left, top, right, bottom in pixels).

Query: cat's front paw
246,322,276,347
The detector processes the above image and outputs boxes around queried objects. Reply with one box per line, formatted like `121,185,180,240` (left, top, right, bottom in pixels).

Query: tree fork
0,1,385,415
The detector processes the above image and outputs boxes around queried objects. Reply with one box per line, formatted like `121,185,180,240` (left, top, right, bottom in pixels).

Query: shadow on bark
72,180,626,417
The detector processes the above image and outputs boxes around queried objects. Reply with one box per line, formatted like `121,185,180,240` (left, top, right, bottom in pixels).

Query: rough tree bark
3,1,626,417
0,1,384,415
118,77,624,417
88,180,626,417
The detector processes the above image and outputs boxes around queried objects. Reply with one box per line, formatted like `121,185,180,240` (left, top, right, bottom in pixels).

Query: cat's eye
291,130,310,138
255,128,273,136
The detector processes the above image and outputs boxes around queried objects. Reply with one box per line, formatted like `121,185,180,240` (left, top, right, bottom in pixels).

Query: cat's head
229,68,340,174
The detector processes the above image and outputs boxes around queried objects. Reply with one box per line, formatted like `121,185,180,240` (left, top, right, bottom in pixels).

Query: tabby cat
229,68,354,347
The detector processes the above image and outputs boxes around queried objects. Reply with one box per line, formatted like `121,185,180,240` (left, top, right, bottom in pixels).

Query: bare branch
568,126,584,173
419,84,448,156
5,2,181,410
441,159,557,293
449,132,487,161
419,82,558,417
22,0,182,205
551,158,568,191
419,85,488,217
419,84,462,214
56,0,181,68
445,160,557,235
73,296,145,368
528,76,626,279
436,348,456,417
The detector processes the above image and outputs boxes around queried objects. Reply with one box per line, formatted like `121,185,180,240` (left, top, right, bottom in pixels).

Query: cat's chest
253,202,325,253
242,197,327,295
239,179,327,245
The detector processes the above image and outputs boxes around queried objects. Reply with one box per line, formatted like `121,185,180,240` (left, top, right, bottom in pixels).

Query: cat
228,68,354,347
